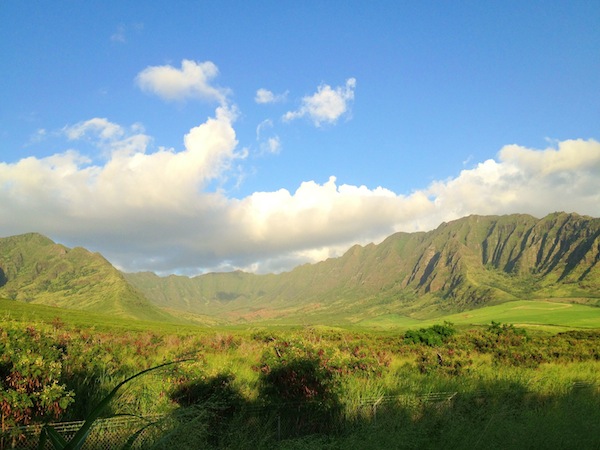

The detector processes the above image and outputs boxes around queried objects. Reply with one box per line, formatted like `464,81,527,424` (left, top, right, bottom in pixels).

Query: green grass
1,296,599,449
356,299,600,331
430,300,600,329
3,297,600,336
0,298,209,335
353,314,425,328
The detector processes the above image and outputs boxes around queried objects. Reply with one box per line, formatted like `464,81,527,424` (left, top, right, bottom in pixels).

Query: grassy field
0,298,218,334
357,299,600,331
1,297,599,449
4,296,600,333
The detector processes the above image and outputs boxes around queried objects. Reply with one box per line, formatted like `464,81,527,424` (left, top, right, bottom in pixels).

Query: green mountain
0,233,173,321
125,212,600,322
2,213,599,324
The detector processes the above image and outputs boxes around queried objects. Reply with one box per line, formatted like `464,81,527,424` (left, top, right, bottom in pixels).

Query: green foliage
258,340,340,405
171,372,242,407
0,309,598,448
486,320,528,337
548,330,600,362
416,347,473,376
0,323,74,436
466,322,544,368
257,339,343,437
404,322,456,346
169,373,247,447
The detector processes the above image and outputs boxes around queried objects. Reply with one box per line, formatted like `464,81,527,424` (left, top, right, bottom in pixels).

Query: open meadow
358,300,600,331
1,298,599,449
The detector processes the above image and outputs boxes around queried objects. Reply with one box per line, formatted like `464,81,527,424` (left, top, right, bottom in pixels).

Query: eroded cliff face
392,213,600,307
125,213,600,318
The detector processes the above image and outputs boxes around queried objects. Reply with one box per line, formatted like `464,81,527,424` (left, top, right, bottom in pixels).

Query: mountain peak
0,233,172,322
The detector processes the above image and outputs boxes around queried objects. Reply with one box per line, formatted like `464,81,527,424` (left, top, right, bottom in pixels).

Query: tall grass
1,308,599,449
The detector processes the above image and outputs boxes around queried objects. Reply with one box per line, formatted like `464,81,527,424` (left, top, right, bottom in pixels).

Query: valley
1,212,599,326
1,212,599,448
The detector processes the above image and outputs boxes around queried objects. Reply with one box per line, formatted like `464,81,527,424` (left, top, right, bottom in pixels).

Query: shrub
0,324,74,439
39,361,182,450
170,372,245,446
404,322,456,347
258,340,342,436
416,347,473,376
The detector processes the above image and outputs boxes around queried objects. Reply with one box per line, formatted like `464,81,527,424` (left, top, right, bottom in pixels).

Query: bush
404,322,456,347
416,347,473,376
170,372,245,446
258,339,342,436
0,324,74,437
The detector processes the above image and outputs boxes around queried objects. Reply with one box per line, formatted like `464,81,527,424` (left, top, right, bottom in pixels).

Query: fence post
277,413,281,441
373,403,377,426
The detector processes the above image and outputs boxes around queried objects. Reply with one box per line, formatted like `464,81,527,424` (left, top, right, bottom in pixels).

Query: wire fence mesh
1,381,596,449
0,414,167,450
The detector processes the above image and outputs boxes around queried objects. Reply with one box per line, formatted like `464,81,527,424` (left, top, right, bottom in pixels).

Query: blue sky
1,1,599,274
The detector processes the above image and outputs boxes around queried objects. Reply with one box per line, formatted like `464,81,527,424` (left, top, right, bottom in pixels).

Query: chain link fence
1,381,596,449
1,414,166,450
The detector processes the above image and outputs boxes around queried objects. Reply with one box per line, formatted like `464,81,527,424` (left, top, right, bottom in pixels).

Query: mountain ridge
1,212,599,324
0,232,174,322
125,212,600,321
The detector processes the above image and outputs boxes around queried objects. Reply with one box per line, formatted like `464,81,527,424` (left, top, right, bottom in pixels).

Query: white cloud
111,24,126,43
26,128,48,146
64,118,125,141
263,137,281,154
1,131,599,274
255,119,281,154
256,119,273,140
424,139,600,221
255,88,287,104
62,118,151,161
136,60,229,103
284,78,356,126
111,23,144,43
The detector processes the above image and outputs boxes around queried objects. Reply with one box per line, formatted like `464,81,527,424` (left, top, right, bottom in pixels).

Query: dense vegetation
1,303,599,449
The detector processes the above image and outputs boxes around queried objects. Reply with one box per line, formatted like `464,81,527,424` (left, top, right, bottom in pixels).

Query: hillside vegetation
1,212,599,324
1,213,599,448
125,212,600,322
0,233,173,322
0,307,599,448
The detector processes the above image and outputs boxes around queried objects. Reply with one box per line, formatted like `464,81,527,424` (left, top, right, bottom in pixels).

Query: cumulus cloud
284,78,356,126
62,118,150,161
255,88,287,104
136,60,229,103
1,132,599,274
425,139,600,221
0,107,242,262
